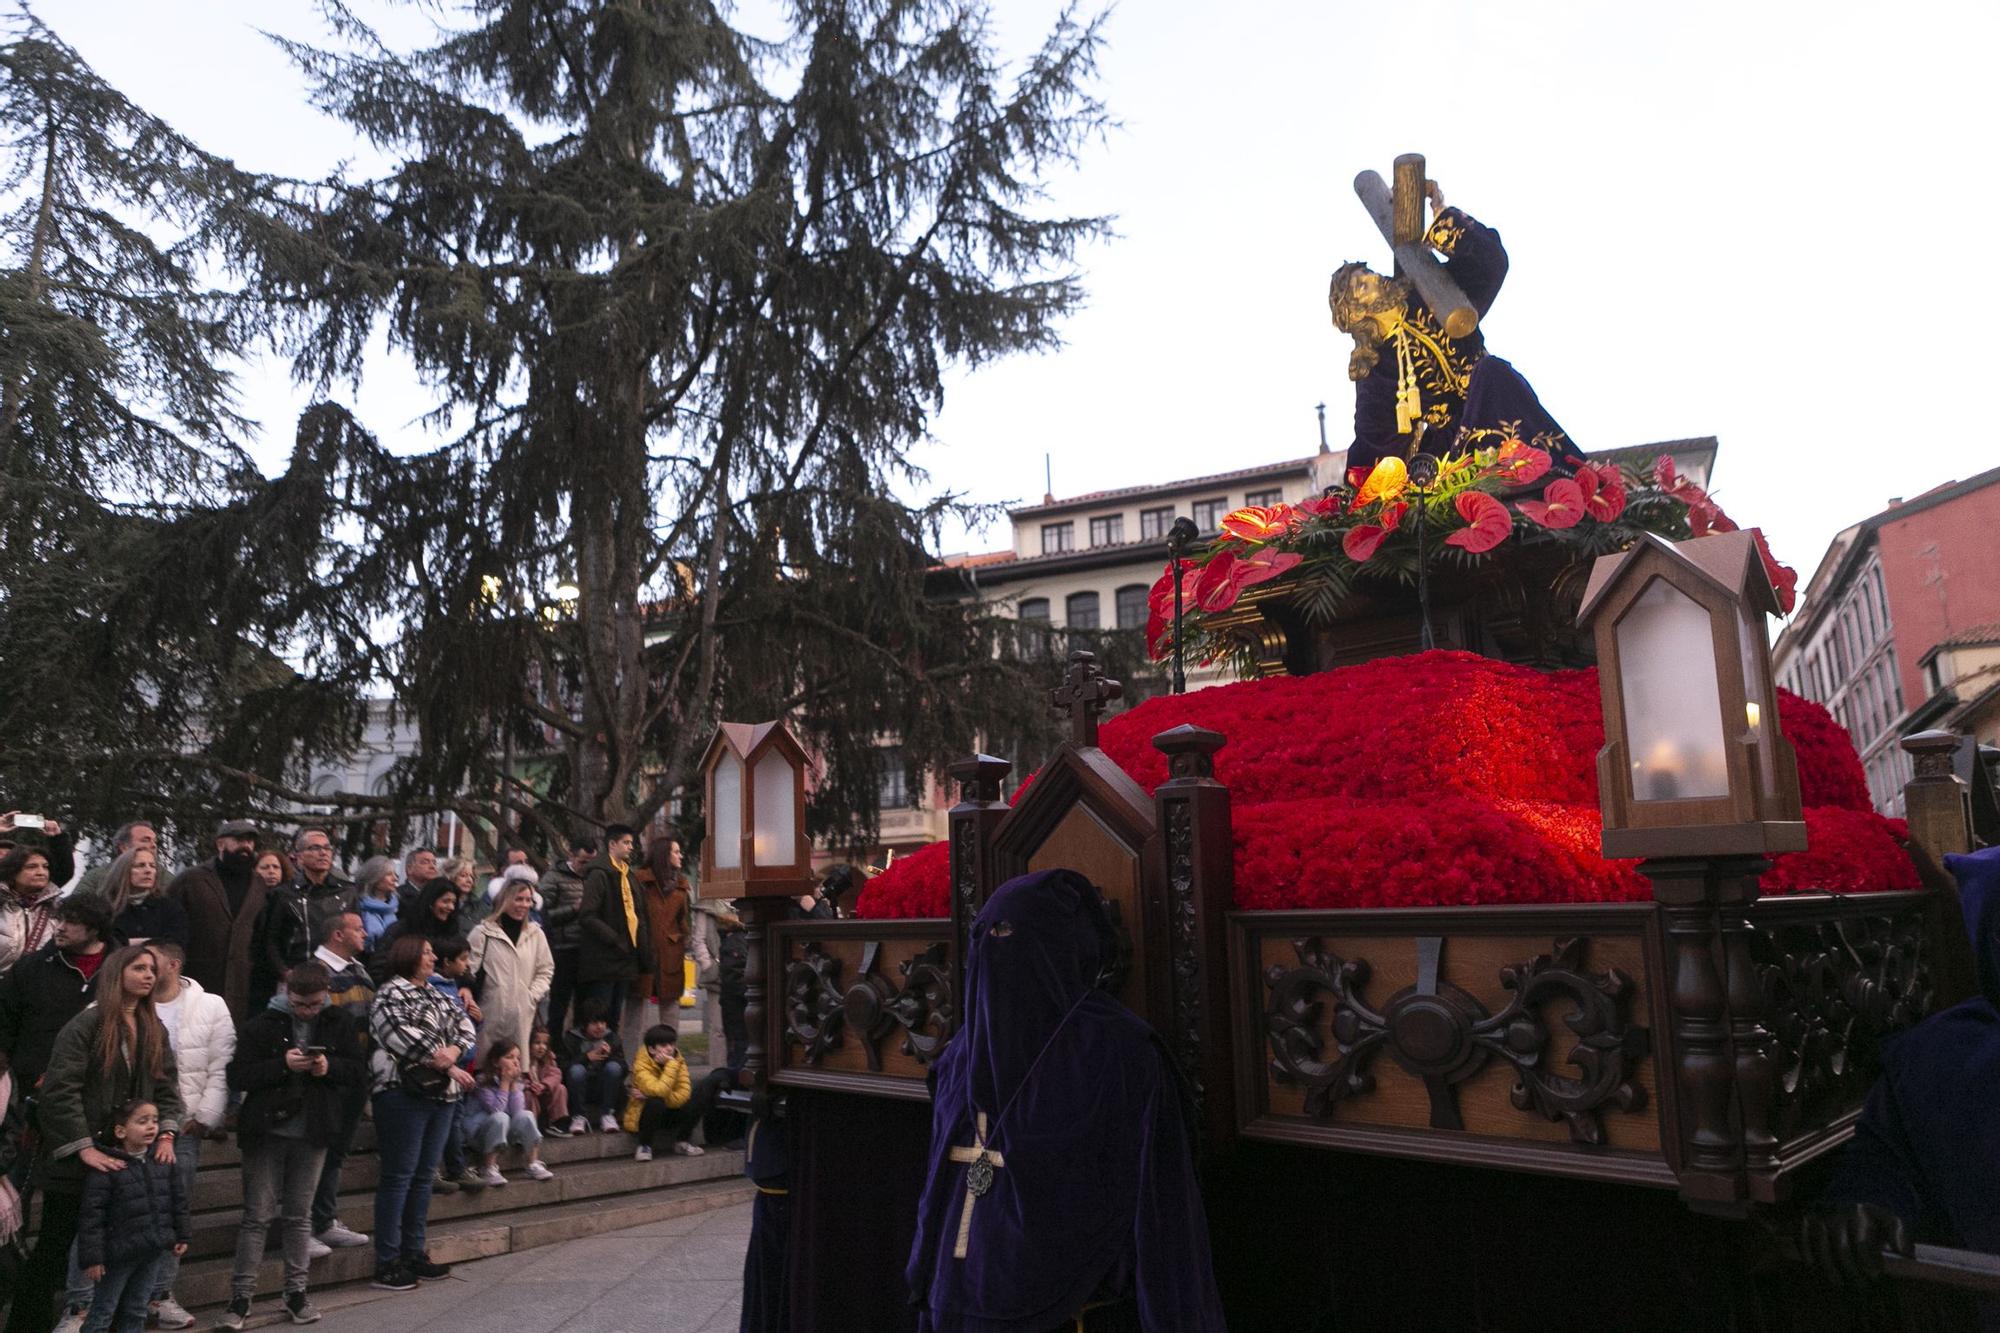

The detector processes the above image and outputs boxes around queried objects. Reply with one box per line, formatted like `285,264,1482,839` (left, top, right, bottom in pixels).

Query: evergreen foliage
0,2,1144,855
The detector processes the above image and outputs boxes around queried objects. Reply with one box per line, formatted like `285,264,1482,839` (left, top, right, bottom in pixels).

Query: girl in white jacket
145,939,235,1328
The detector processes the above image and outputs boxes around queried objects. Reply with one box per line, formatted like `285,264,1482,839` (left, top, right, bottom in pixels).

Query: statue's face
1329,264,1401,337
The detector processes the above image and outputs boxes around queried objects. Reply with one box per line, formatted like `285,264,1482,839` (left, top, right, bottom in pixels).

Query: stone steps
172,1175,754,1308
52,1108,749,1309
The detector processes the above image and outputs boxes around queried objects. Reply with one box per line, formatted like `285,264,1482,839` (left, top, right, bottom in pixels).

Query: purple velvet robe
905,870,1225,1333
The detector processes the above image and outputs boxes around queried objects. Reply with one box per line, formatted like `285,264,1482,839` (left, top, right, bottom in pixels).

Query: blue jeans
370,1088,456,1266
149,1133,200,1299
440,1096,471,1176
563,1059,626,1119
81,1250,164,1333
468,1108,543,1157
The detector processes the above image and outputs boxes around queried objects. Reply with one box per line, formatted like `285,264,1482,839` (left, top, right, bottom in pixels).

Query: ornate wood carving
782,939,956,1072
1262,933,1649,1144
1751,907,1936,1141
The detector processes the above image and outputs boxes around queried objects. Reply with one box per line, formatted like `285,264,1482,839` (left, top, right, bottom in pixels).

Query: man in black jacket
0,895,113,1099
217,960,366,1328
575,825,649,1035
536,834,596,1035
249,828,354,1010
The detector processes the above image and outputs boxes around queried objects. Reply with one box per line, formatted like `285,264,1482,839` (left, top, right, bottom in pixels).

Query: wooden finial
1051,650,1122,748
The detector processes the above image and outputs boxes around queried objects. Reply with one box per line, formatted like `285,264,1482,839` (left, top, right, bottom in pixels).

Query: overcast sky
52,0,2000,594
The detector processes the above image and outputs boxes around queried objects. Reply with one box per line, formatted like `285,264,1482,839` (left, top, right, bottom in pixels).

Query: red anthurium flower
1378,501,1408,533
1194,551,1240,612
1444,491,1512,553
1587,476,1627,521
1518,478,1585,529
1346,465,1372,490
1486,439,1551,486
1197,548,1302,611
1147,559,1198,617
1751,527,1799,614
1221,504,1296,544
1297,494,1343,519
1343,524,1388,562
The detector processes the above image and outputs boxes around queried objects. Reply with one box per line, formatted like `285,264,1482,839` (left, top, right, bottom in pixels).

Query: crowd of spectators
0,813,750,1332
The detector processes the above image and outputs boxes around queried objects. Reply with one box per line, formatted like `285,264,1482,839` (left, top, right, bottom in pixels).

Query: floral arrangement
1142,449,1798,667
854,651,1917,919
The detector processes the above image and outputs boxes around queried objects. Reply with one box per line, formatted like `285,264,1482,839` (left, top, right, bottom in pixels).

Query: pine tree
238,0,1135,852
0,11,314,836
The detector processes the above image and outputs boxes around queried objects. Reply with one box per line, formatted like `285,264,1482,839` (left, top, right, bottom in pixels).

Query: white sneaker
314,1221,370,1248
479,1164,508,1187
52,1311,84,1333
598,1113,619,1133
306,1236,333,1259
567,1115,587,1135
633,1145,654,1163
150,1297,197,1329
525,1159,554,1181
673,1141,705,1156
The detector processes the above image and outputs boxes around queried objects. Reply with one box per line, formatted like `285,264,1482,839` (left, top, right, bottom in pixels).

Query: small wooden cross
947,1111,1007,1259
1051,650,1123,748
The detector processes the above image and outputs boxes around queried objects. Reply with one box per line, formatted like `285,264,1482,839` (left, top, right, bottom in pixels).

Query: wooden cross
1350,152,1479,340
947,1111,1006,1259
1051,650,1122,748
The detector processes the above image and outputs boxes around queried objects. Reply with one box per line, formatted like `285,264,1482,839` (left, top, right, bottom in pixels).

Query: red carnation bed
855,650,1915,918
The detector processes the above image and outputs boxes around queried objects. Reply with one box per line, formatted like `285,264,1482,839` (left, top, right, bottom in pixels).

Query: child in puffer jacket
76,1099,190,1333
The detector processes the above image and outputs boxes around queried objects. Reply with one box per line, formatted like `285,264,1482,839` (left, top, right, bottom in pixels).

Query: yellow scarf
612,857,638,946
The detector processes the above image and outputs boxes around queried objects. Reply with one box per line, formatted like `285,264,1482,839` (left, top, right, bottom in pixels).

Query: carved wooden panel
1232,906,1672,1185
770,921,953,1101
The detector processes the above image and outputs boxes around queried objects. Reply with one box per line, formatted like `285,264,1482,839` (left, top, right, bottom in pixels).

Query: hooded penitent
905,869,1225,1333
1825,843,2000,1320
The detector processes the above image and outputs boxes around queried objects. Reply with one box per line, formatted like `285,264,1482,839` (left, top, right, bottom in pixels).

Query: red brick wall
1875,478,2000,707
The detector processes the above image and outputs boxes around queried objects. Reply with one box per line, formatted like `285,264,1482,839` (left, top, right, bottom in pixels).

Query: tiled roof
1009,456,1318,518
1938,622,2000,650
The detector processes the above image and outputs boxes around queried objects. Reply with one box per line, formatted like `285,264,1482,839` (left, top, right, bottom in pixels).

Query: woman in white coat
467,876,555,1060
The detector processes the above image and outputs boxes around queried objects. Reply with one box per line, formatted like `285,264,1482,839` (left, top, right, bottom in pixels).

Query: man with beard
251,828,355,1009
167,820,270,1019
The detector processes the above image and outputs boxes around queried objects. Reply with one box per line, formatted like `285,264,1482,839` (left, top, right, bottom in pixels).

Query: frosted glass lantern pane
712,752,742,870
1739,604,1778,799
752,750,798,866
1616,580,1730,802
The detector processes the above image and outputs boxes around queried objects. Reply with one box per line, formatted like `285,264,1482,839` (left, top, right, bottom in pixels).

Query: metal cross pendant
947,1111,1007,1259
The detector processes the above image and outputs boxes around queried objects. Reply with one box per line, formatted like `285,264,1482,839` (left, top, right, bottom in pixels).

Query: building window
1244,487,1284,508
1139,507,1174,541
1115,584,1149,630
1066,591,1100,630
1088,515,1124,547
1191,497,1228,531
879,746,910,810
1041,522,1074,555
1018,597,1051,655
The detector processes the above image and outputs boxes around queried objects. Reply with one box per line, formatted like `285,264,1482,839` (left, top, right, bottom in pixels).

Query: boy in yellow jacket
622,1024,733,1162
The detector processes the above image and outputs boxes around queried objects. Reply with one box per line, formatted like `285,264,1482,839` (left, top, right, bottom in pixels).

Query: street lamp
1167,516,1200,694
698,720,816,899
1577,530,1804,860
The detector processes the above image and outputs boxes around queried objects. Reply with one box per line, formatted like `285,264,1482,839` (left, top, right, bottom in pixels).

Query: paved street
295,1201,751,1333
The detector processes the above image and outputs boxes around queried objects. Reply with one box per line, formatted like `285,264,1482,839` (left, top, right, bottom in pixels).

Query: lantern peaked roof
1575,529,1777,625
703,719,807,763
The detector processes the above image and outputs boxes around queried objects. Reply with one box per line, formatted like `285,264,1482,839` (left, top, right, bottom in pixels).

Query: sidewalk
288,1200,752,1333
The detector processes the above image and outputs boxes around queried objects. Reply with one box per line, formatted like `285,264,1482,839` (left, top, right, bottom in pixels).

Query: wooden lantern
1576,531,1805,860
698,720,815,899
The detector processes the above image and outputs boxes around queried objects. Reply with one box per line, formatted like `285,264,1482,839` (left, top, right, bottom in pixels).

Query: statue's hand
1425,180,1445,214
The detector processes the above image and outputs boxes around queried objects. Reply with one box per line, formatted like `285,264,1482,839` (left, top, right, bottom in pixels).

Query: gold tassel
1394,328,1421,434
